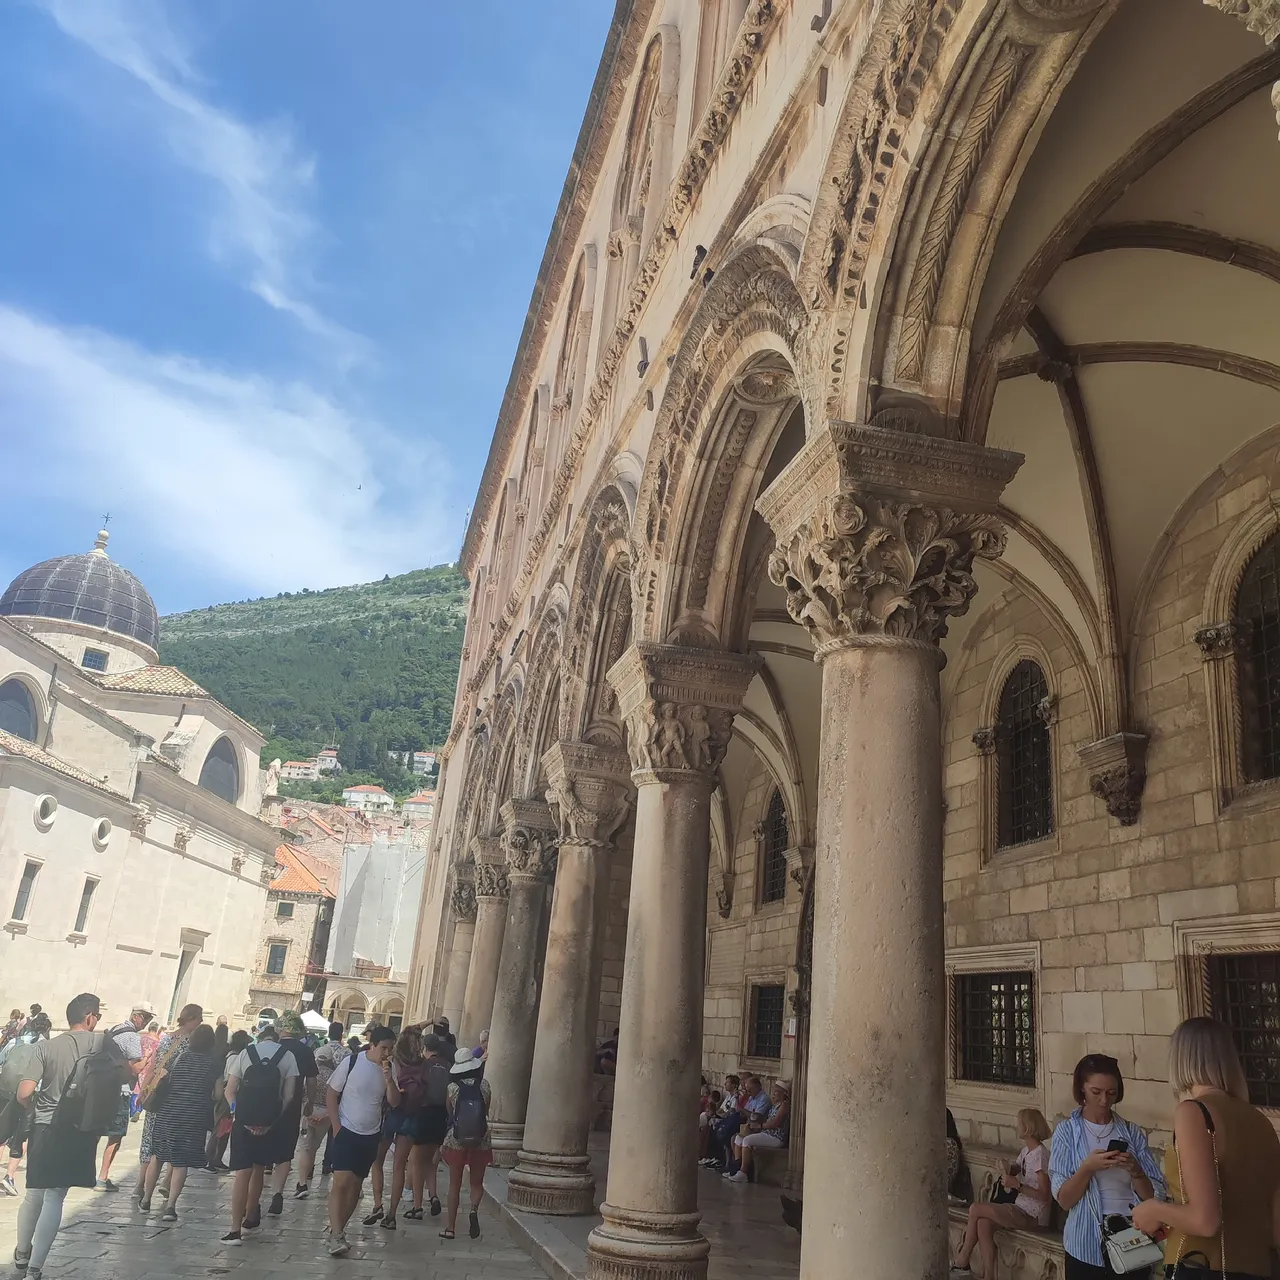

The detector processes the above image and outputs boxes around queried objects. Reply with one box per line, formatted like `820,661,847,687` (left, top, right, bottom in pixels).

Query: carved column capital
1194,619,1241,659
471,835,510,900
756,422,1022,658
1078,732,1150,827
1203,0,1280,43
785,845,814,890
714,869,736,918
543,741,633,849
606,642,760,782
972,727,998,755
450,872,478,923
499,797,559,882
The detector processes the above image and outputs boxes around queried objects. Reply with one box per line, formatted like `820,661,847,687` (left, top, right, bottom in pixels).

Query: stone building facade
406,3,1280,1279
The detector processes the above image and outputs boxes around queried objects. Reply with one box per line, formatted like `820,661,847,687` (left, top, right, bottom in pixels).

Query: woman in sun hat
438,1047,491,1241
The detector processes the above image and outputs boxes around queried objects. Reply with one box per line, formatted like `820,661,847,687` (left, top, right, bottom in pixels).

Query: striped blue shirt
1048,1109,1166,1268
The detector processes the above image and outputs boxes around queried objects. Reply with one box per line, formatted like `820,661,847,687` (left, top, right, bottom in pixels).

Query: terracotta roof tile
97,666,209,696
0,728,127,796
271,844,337,896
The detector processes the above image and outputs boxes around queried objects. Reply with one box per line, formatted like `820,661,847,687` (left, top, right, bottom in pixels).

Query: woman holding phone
1048,1053,1165,1279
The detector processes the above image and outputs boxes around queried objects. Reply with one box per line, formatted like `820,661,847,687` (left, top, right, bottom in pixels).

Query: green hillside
159,565,469,789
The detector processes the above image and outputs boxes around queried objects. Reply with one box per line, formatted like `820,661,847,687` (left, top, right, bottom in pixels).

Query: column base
507,1148,596,1215
587,1204,708,1280
489,1119,524,1169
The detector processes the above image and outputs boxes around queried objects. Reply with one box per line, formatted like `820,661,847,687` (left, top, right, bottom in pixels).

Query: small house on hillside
342,783,394,813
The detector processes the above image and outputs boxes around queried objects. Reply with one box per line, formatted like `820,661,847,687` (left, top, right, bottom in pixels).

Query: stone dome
0,531,160,652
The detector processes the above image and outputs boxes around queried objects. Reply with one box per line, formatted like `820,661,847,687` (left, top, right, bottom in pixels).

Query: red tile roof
343,784,389,794
97,666,210,696
271,844,337,896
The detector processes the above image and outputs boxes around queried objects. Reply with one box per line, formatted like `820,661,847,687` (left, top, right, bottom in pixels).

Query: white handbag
1101,1218,1165,1274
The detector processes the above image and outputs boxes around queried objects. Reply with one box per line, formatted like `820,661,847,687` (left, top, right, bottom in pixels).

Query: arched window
760,787,789,905
996,660,1053,847
1237,533,1280,782
0,680,37,743
198,736,241,804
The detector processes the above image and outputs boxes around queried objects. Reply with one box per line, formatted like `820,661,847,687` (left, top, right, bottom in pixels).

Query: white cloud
0,304,456,597
38,0,364,360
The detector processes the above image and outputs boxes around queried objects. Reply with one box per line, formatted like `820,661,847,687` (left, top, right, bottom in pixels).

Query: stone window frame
973,639,1060,868
1173,909,1280,1121
945,942,1044,1116
265,940,289,976
1196,500,1280,818
753,782,792,912
740,969,789,1072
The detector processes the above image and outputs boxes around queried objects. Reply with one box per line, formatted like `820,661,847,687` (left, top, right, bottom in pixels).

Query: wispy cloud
0,304,454,599
38,0,364,360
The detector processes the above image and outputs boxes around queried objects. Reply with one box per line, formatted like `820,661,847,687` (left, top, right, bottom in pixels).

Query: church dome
0,530,160,652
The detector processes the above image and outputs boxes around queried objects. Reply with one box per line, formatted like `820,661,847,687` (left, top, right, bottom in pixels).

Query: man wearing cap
96,1003,153,1191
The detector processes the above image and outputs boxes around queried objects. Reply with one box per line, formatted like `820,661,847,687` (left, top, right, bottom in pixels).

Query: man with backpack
294,1021,348,1199
14,993,129,1280
324,1025,398,1256
96,1002,153,1191
221,1024,299,1245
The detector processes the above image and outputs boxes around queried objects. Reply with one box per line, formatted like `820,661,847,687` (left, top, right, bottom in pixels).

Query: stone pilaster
757,420,1021,1280
586,643,758,1280
486,798,559,1167
509,741,633,1215
460,834,508,1047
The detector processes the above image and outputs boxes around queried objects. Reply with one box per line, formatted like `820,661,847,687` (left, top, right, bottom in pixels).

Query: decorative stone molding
173,826,192,854
499,797,559,882
1204,0,1280,44
756,422,1022,655
1078,732,1149,826
259,861,278,886
1194,620,1241,659
784,845,814,890
606,643,760,780
1018,0,1108,23
543,741,632,849
473,861,510,901
1035,693,1057,727
714,869,736,918
972,727,998,755
450,876,478,923
129,807,151,839
230,852,245,876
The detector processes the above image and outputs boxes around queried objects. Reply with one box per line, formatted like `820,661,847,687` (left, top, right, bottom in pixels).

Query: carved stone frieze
173,827,192,854
1078,732,1150,827
499,797,559,882
1018,0,1108,24
714,869,736,918
473,861,510,902
543,741,632,849
129,807,152,839
606,642,759,780
757,422,1022,654
1194,620,1241,659
450,876,478,923
1203,0,1280,43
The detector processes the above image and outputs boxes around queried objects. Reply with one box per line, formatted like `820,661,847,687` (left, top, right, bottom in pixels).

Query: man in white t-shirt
324,1026,398,1256
221,1026,299,1245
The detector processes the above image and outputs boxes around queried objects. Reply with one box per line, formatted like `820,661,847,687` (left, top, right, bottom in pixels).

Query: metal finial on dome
92,528,110,557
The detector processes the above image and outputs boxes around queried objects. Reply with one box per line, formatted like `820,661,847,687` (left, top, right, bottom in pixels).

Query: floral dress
138,1031,191,1164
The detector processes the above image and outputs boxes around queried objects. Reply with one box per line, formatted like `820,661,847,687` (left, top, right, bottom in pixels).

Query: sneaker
327,1232,349,1257
161,1208,177,1223
727,1171,749,1182
0,1175,17,1196
13,1247,30,1271
26,1270,41,1280
219,1231,242,1247
138,1199,152,1213
267,1192,284,1217
98,1178,118,1192
293,1183,309,1200
242,1208,261,1234
697,1158,717,1168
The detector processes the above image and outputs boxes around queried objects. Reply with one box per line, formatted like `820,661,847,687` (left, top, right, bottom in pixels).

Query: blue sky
0,0,611,614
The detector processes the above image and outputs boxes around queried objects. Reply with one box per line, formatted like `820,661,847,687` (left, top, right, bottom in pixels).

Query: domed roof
0,530,160,653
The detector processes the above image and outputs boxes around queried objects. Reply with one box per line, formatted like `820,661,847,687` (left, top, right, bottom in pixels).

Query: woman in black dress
140,1025,223,1222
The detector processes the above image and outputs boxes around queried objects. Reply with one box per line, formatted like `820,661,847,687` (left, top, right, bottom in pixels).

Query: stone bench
948,1205,1064,1279
751,1143,789,1186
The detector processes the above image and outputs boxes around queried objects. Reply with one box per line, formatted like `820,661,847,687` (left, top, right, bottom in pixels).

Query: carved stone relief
473,861,510,901
499,797,559,882
1078,732,1150,827
450,877,478,923
1194,620,1241,659
543,741,632,849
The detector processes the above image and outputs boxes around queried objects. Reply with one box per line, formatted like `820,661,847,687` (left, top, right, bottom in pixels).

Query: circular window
92,817,113,851
33,795,57,831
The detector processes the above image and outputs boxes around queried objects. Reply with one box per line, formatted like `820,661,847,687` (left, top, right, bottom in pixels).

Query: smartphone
1106,1139,1129,1154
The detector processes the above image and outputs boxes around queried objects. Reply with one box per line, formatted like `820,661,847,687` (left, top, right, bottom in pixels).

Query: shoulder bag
1093,1120,1164,1274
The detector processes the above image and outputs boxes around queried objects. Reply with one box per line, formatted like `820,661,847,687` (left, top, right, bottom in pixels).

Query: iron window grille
81,648,109,672
956,970,1036,1087
266,943,288,975
761,789,789,905
749,983,786,1060
996,660,1053,847
1208,952,1280,1108
1237,534,1280,782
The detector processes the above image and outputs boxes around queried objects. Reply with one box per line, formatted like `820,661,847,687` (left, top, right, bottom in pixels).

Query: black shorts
229,1120,277,1172
330,1126,381,1180
413,1107,448,1147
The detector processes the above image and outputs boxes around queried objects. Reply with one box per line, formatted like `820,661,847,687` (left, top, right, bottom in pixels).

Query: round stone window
92,817,113,851
33,794,57,831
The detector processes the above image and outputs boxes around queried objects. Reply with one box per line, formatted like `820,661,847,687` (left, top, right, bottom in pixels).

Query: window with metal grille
748,984,785,1059
266,943,288,975
956,970,1036,1087
80,648,108,672
1208,952,1280,1108
11,860,40,922
996,660,1053,847
1237,534,1280,782
73,878,99,933
760,788,789,904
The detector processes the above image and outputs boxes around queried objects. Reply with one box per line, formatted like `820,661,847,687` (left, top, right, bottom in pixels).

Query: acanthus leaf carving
502,827,558,882
450,876,478,923
1194,620,1241,659
473,861,510,901
1202,0,1280,44
543,741,632,850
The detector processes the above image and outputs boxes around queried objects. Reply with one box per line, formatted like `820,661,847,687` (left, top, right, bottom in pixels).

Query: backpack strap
246,1044,261,1068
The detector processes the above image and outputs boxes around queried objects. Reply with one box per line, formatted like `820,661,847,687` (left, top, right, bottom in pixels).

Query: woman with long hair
367,1028,426,1229
1131,1018,1280,1279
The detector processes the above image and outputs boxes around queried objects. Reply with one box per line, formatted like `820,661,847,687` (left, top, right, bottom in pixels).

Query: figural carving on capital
756,422,1022,655
606,643,760,780
450,875,478,923
543,741,632,849
499,798,559,882
473,861,510,901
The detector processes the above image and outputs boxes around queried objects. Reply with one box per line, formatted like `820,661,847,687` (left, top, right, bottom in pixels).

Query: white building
342,784,394,813
0,529,279,1025
281,760,319,781
411,751,436,776
401,791,435,821
315,749,340,775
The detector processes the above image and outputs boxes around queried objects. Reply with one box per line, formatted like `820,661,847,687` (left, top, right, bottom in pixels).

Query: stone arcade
407,2,1280,1277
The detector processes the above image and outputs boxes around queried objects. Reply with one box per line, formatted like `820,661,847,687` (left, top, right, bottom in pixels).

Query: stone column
486,798,559,1167
509,741,632,1215
441,872,477,1030
757,420,1021,1280
586,644,758,1280
460,835,508,1047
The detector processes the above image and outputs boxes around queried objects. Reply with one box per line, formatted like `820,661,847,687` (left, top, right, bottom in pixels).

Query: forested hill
159,565,469,767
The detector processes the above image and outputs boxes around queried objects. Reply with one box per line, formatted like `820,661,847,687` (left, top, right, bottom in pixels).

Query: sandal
381,1216,397,1230
429,1196,441,1217
469,1208,480,1239
404,1206,424,1220
438,1228,455,1240
362,1206,385,1226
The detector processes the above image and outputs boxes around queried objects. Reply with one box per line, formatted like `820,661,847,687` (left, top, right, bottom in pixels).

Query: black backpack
452,1078,487,1148
54,1033,129,1135
425,1061,450,1109
236,1045,283,1128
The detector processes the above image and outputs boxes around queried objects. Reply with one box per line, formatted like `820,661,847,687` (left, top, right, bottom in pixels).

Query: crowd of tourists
0,995,495,1276
696,1072,790,1183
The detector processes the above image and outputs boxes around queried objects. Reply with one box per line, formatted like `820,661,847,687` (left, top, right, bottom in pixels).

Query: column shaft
460,882,507,1046
441,918,474,1031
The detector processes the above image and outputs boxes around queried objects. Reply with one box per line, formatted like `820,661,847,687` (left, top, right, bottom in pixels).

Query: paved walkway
0,1128,545,1280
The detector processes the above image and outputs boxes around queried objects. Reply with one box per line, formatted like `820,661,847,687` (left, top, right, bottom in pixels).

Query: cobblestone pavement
0,1131,546,1280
